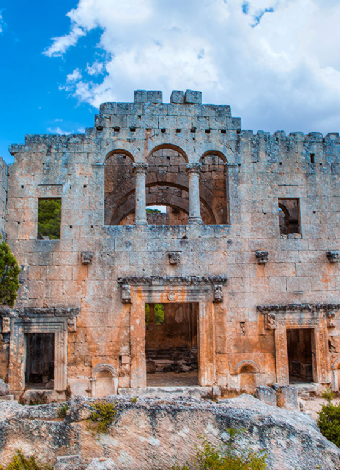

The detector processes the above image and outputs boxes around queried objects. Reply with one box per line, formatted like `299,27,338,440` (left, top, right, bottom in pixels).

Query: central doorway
287,328,314,383
25,333,55,389
145,303,199,386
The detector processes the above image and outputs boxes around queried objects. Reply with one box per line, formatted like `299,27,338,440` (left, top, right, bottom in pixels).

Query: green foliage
0,235,20,307
57,403,68,418
0,449,53,470
146,208,161,213
37,199,61,240
145,303,164,326
317,392,340,448
172,430,267,470
131,397,138,403
87,399,117,434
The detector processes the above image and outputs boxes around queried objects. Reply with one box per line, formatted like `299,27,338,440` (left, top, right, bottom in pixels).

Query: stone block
147,91,162,103
170,91,185,104
255,386,277,406
0,379,9,396
185,90,202,104
86,459,117,470
134,90,147,103
276,385,299,410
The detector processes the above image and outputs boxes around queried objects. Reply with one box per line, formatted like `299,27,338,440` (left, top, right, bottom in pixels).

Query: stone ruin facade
1,89,340,400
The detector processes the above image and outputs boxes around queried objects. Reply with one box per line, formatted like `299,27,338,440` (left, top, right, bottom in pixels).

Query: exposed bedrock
0,394,339,470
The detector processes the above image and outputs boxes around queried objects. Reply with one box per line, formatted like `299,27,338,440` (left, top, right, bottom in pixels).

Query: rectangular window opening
278,198,301,236
38,198,61,240
25,333,55,389
310,153,315,164
145,303,198,387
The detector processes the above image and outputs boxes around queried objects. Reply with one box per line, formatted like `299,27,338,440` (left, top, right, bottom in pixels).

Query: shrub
86,399,117,434
0,235,20,307
172,430,267,470
0,449,53,470
317,392,340,448
57,403,68,418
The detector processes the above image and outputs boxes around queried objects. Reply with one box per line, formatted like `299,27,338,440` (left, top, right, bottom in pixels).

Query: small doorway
287,328,314,383
145,303,198,386
25,333,55,389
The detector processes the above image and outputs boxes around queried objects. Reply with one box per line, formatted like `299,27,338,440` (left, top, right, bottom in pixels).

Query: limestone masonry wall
1,89,340,398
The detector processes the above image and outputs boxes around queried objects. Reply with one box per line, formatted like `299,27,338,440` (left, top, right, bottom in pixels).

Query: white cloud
44,0,340,133
67,68,82,82
47,127,74,135
0,12,5,33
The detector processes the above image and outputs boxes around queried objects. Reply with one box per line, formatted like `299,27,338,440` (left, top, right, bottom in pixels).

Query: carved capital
121,284,132,304
255,251,269,265
265,312,276,330
168,252,181,265
133,163,148,175
213,285,223,303
186,163,201,175
81,252,94,265
327,251,339,263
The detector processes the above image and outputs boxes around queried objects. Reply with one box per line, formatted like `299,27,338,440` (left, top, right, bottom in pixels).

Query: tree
0,236,20,307
38,199,61,239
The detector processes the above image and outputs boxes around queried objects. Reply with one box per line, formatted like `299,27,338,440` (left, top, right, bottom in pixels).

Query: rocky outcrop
0,379,9,396
0,394,339,470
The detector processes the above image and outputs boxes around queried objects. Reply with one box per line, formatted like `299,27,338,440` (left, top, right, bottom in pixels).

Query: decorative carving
327,251,339,263
258,303,340,313
168,252,181,265
0,307,81,318
2,317,10,333
118,276,228,286
327,311,336,328
265,312,276,330
168,292,176,301
121,284,132,304
240,322,246,336
275,327,289,385
186,163,202,175
67,316,77,333
255,251,269,265
133,163,148,174
81,252,94,265
213,285,223,303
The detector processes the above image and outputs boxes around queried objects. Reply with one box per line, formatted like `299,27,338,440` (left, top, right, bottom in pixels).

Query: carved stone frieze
168,252,181,265
81,252,94,265
255,251,269,265
118,275,228,286
327,311,336,328
258,303,340,313
265,312,276,330
2,317,10,333
67,316,77,333
0,306,81,318
327,251,339,263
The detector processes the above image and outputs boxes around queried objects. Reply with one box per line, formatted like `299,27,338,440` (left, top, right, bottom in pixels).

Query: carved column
198,301,215,386
130,294,147,388
186,163,203,225
133,163,148,225
274,324,289,385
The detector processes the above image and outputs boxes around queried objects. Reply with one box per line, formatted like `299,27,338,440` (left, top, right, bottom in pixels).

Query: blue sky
1,0,340,163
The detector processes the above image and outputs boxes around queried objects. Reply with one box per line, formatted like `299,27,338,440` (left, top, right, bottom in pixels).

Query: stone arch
234,360,260,375
199,151,229,224
105,150,135,225
92,364,118,398
147,144,189,163
92,363,118,378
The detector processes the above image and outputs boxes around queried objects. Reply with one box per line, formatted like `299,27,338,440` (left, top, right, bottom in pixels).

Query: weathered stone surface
86,458,117,470
0,396,338,470
55,455,82,470
0,379,9,396
276,385,299,410
255,385,277,406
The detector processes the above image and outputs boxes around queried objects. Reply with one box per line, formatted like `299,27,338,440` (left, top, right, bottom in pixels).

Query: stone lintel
0,306,81,318
257,303,340,313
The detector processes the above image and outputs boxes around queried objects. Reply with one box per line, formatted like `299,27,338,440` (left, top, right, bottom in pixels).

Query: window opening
25,333,55,389
200,154,229,224
145,303,198,387
287,329,314,383
278,198,301,235
310,153,315,164
37,198,61,240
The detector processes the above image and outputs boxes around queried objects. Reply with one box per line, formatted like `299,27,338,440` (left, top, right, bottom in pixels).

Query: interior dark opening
145,303,198,386
25,333,55,389
287,328,313,383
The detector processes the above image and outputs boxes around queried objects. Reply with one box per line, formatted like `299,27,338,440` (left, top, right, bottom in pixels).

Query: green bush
38,199,61,240
86,399,117,434
0,235,20,307
317,395,340,448
0,450,53,470
57,403,68,418
172,430,267,470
